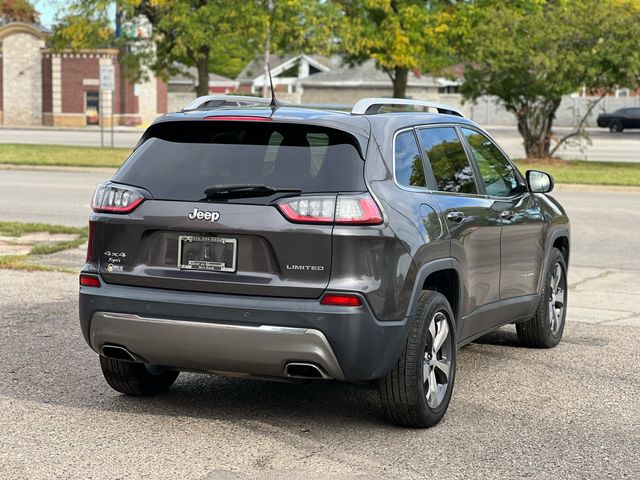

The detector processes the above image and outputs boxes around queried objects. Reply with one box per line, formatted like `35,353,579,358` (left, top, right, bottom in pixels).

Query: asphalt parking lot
1,176,639,479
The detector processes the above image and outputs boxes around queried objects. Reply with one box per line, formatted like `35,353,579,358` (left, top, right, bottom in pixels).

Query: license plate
178,235,237,272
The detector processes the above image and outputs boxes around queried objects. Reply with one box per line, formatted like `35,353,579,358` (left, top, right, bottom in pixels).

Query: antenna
267,63,278,110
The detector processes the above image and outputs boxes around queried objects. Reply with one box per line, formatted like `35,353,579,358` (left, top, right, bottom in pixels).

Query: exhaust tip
284,362,331,380
101,345,139,363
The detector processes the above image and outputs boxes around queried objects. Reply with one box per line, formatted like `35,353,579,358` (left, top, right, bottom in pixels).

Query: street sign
99,64,115,91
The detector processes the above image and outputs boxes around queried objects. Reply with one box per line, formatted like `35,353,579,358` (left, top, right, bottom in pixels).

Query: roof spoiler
181,95,286,112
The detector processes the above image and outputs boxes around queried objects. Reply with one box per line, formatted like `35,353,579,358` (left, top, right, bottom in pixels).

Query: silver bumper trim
90,312,344,380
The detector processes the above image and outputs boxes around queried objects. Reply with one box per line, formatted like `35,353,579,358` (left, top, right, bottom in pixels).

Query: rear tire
99,356,179,396
609,121,623,133
378,291,456,428
516,248,567,348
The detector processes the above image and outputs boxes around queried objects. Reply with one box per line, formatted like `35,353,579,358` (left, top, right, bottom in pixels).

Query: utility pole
262,0,274,98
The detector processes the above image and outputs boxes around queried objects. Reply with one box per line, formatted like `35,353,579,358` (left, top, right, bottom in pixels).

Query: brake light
335,195,383,225
92,183,144,213
204,116,272,121
79,274,101,288
320,293,362,307
277,193,383,225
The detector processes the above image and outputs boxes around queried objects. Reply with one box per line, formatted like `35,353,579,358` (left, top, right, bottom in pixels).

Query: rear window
113,121,366,201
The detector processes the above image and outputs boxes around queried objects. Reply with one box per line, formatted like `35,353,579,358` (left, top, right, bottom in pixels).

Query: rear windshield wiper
203,184,302,199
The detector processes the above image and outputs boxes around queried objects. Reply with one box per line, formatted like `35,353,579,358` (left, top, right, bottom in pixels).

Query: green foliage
336,0,458,97
0,0,38,22
456,0,640,158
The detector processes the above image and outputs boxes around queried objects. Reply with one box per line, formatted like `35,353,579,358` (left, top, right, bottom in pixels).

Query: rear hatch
92,119,368,298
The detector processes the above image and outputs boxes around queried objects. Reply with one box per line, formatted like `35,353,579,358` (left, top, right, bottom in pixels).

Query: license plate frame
178,235,237,273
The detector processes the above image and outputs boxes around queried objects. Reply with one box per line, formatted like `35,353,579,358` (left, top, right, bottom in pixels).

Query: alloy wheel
423,311,453,409
549,262,566,335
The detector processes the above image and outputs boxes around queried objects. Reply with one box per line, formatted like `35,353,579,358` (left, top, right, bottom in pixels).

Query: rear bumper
91,312,344,379
79,277,410,382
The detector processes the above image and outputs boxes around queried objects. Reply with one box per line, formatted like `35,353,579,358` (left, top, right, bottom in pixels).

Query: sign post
99,64,116,148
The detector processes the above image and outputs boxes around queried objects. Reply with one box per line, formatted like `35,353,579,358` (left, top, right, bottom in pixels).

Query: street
0,168,113,227
1,125,639,162
1,168,639,478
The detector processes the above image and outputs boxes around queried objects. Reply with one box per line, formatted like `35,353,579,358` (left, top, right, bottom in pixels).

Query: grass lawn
0,143,129,168
515,159,640,187
0,221,88,271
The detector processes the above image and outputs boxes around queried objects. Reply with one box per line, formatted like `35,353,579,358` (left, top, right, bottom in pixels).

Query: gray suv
79,97,570,428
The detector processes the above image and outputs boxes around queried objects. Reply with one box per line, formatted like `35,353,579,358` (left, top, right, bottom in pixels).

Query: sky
33,0,64,28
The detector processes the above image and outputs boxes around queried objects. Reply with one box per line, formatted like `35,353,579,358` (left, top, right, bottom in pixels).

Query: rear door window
394,130,426,188
417,127,478,194
114,121,366,202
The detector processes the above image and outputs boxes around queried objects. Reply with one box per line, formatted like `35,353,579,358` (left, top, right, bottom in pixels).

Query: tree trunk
392,66,409,98
195,46,210,97
515,99,561,159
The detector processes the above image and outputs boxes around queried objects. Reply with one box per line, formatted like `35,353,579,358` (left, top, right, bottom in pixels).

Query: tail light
320,293,362,307
277,193,383,225
92,183,144,213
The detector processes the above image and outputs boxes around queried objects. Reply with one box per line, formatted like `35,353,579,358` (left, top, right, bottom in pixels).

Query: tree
0,0,38,23
51,0,338,97
456,0,640,159
335,0,457,98
51,1,253,96
247,0,340,97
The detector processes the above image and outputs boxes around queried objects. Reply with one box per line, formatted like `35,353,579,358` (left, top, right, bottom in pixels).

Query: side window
417,127,477,194
394,130,426,188
461,128,520,197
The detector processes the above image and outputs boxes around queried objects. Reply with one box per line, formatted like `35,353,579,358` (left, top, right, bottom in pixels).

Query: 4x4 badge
187,207,220,223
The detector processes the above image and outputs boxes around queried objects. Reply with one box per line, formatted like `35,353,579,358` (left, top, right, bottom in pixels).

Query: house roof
169,67,238,86
300,59,455,88
236,54,331,83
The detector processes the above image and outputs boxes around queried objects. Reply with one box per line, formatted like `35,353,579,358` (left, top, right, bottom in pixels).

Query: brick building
0,21,166,127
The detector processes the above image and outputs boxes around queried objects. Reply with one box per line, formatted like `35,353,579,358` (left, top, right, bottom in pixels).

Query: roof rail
181,95,274,112
351,98,463,117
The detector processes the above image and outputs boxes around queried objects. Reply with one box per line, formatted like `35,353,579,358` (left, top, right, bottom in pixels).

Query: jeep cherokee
79,97,570,428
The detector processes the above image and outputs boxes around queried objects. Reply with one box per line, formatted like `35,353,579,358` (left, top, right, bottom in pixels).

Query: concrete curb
553,183,640,193
0,163,117,174
0,125,143,133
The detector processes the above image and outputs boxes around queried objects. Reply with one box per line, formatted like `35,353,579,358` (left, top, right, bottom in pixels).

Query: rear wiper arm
203,184,301,199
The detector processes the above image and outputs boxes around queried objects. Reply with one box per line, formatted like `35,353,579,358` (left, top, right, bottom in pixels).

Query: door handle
446,211,465,223
500,210,515,220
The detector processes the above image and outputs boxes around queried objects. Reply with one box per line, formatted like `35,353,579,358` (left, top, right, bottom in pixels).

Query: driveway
0,173,638,479
1,270,638,479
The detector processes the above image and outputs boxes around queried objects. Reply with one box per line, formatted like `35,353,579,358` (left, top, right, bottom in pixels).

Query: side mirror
526,170,554,193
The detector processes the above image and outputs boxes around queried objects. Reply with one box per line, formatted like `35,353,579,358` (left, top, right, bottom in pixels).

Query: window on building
86,91,99,125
